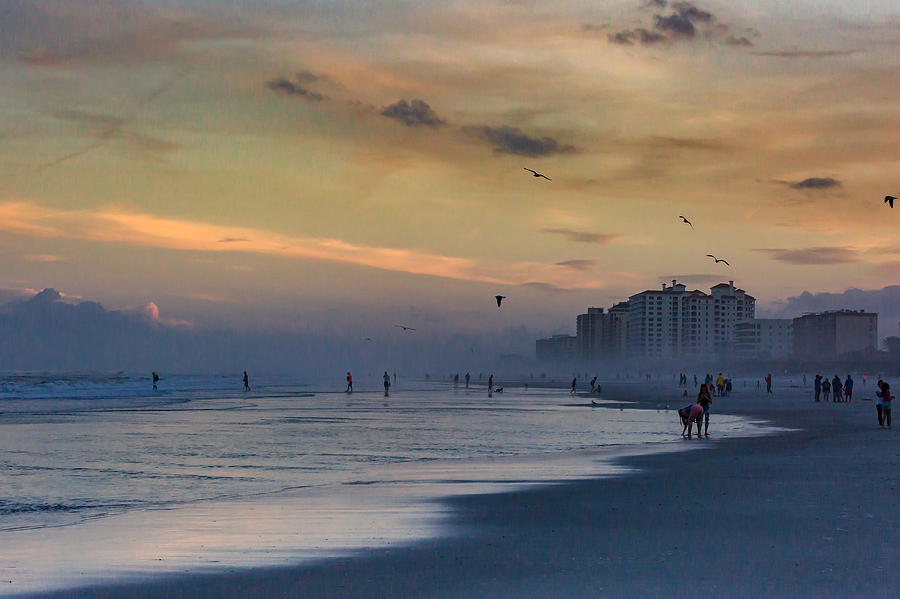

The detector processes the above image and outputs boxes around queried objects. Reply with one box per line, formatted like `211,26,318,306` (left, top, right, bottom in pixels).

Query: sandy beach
19,382,898,599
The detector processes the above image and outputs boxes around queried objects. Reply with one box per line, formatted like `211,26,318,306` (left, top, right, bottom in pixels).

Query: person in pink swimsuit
679,404,705,438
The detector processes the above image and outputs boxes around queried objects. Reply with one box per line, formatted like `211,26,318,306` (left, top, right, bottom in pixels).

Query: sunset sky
2,0,899,350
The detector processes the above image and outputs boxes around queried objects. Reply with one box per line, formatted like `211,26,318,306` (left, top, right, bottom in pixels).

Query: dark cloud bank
467,126,575,157
380,99,444,127
265,71,325,101
609,1,747,47
0,290,542,375
774,177,842,190
761,286,900,342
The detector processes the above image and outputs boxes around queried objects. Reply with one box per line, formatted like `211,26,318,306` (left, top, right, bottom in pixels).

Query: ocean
0,373,778,595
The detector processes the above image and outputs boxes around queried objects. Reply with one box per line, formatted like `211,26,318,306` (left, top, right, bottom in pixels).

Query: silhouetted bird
524,168,551,181
362,337,373,342
678,215,693,229
886,196,896,208
393,324,416,332
706,254,730,266
495,295,506,307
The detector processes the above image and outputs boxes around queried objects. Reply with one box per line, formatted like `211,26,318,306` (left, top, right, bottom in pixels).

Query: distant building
575,302,630,362
536,334,577,362
606,301,630,358
627,280,754,359
792,310,877,360
735,319,793,360
576,307,605,362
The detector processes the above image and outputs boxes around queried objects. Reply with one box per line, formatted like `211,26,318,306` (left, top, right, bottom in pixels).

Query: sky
1,0,899,371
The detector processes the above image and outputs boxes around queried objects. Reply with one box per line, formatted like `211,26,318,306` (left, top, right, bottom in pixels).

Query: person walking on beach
716,372,725,396
814,375,822,402
465,372,470,388
453,373,459,387
346,372,353,393
488,374,494,393
876,380,885,426
152,371,159,390
243,371,250,392
590,376,597,393
765,373,773,394
383,371,391,396
845,375,854,402
570,377,577,395
822,378,831,402
878,380,892,427
697,384,712,437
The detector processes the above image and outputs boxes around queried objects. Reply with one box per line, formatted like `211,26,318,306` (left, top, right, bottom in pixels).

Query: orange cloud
0,200,610,290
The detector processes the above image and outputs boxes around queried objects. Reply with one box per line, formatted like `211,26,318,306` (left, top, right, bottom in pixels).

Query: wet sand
24,385,900,598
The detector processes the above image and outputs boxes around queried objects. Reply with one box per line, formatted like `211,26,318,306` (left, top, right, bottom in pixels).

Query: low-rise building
536,334,577,362
735,319,793,360
792,310,877,360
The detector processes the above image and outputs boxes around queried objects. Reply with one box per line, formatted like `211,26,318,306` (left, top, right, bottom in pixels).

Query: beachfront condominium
792,310,878,360
575,302,630,362
709,282,756,354
576,307,605,362
735,319,794,360
627,280,755,360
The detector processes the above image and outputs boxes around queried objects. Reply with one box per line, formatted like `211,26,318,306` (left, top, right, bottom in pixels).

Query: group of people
701,372,733,397
345,371,394,396
678,383,713,438
813,374,854,402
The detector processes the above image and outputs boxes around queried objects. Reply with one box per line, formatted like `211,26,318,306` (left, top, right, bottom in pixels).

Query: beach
10,379,897,598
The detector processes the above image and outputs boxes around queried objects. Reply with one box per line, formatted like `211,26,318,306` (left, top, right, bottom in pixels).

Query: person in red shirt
346,371,353,393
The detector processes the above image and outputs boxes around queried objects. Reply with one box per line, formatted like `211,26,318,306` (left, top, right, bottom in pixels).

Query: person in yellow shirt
715,373,725,396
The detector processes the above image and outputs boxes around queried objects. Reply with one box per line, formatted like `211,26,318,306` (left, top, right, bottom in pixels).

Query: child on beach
822,378,830,402
697,384,712,437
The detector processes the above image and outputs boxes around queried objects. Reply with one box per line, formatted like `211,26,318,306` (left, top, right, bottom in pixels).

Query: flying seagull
393,324,416,332
706,254,730,266
678,215,693,229
495,295,507,308
886,196,896,208
362,337,373,342
524,168,551,181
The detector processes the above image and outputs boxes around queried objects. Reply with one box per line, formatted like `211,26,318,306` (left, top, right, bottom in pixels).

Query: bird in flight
362,337,373,342
393,324,416,332
706,254,730,266
495,295,507,308
886,195,896,208
524,168,551,181
678,216,693,229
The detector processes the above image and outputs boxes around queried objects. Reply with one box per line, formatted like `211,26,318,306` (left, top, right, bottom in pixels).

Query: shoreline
18,385,891,598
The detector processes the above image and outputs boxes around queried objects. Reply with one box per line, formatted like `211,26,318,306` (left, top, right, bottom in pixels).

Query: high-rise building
605,301,630,358
735,319,793,360
709,282,756,354
627,280,754,359
576,302,631,363
576,307,605,362
792,310,877,359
